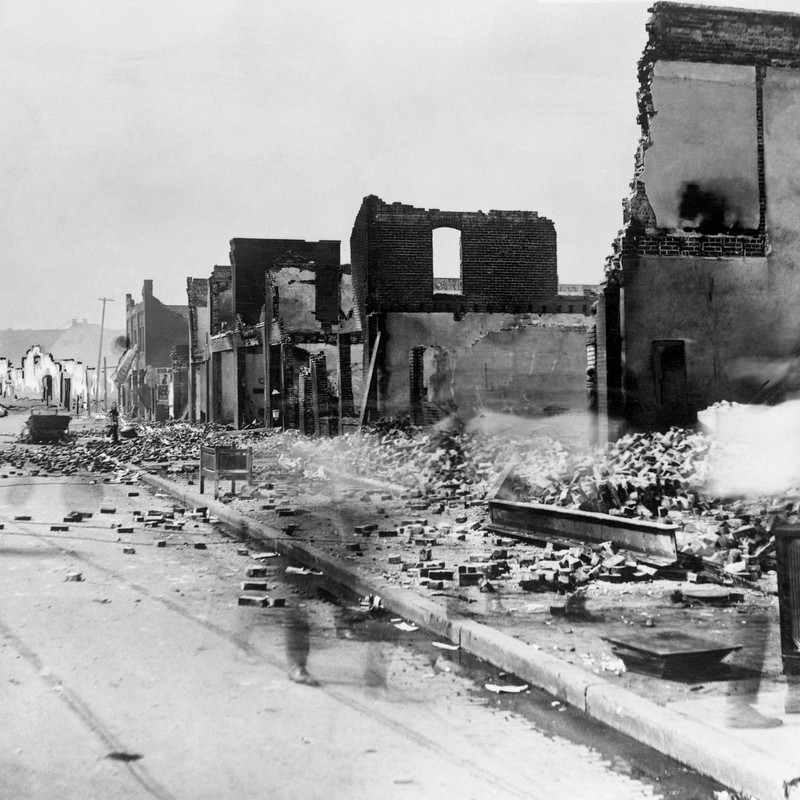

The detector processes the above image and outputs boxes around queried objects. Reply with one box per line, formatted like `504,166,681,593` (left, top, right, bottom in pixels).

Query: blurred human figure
724,613,782,729
285,605,318,686
108,404,120,445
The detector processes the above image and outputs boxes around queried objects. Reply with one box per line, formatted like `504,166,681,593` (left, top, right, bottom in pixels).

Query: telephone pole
95,297,114,412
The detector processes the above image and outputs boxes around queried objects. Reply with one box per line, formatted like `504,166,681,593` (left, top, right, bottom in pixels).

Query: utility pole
96,297,113,413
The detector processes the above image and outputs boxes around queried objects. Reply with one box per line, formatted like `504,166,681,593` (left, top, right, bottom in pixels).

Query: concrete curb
137,468,800,800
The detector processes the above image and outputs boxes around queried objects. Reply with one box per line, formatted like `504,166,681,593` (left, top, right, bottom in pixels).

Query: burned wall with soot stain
641,61,760,235
599,2,800,434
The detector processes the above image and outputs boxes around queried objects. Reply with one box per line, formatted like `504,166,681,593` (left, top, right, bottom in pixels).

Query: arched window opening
432,227,462,295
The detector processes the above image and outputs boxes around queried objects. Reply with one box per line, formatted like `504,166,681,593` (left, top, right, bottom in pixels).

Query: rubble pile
519,542,658,592
103,421,236,467
251,419,567,504
508,426,790,584
0,420,245,477
0,441,123,477
2,414,790,589
510,427,711,519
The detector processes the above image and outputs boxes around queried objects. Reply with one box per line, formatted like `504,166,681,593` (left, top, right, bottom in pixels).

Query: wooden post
263,315,271,429
103,357,108,411
357,330,382,431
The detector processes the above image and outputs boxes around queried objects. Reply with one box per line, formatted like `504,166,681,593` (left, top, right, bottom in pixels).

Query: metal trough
486,466,678,565
24,409,71,443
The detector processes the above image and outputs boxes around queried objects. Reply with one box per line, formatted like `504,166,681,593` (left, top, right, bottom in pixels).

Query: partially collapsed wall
351,195,558,327
351,195,589,422
601,2,800,433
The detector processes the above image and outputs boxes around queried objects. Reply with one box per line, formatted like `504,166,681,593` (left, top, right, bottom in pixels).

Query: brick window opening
432,227,462,295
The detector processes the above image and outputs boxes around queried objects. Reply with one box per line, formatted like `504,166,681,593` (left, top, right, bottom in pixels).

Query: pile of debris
504,425,790,586
0,441,122,477
251,419,560,504
518,542,658,593
509,427,710,519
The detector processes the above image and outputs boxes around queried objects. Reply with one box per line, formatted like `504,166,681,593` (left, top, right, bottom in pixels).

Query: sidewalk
134,466,800,800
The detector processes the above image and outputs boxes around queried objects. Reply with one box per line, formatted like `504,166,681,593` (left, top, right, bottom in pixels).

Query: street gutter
133,466,800,800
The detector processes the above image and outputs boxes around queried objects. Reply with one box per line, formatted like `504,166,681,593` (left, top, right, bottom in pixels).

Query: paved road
0,464,719,799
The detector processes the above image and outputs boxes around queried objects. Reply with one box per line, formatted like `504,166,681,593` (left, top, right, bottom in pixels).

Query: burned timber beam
487,467,677,565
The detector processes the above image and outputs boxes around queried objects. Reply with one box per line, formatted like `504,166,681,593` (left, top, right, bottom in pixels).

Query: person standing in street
108,403,120,445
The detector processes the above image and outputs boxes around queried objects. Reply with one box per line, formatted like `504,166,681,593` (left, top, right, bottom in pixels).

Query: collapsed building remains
187,239,362,431
597,2,800,435
0,345,109,412
118,280,190,421
350,195,593,423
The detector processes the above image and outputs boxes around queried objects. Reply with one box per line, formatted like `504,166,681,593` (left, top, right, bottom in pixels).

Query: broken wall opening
432,227,463,295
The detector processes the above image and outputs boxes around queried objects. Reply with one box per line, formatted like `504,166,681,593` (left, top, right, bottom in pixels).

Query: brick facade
209,266,232,336
350,195,558,323
123,279,189,421
186,278,208,364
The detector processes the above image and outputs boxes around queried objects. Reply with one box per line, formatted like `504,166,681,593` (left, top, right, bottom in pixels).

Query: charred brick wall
599,2,800,434
209,266,233,336
350,195,557,323
643,3,800,76
229,238,340,326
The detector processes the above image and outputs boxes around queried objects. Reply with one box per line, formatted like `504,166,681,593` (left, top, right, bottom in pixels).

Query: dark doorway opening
652,340,691,428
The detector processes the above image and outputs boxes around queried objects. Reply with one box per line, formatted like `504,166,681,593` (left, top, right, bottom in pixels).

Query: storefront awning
113,344,139,385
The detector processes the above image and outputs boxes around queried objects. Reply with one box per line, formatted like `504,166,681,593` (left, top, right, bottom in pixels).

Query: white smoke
703,400,800,497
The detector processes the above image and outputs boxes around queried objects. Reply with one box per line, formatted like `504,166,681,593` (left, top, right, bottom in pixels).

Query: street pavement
3,409,799,800
1,469,694,800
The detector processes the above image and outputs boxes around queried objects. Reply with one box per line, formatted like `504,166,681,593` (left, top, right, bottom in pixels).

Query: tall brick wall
599,2,800,435
229,238,341,326
349,195,558,322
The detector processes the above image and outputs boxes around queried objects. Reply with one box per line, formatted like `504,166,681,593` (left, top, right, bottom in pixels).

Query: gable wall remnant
350,195,558,325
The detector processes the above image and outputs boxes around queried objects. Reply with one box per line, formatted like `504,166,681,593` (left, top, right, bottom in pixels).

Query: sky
2,0,799,331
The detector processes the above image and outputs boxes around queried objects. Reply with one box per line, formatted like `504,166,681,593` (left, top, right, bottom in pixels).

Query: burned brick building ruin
597,2,800,436
119,280,190,422
351,195,592,424
187,239,362,431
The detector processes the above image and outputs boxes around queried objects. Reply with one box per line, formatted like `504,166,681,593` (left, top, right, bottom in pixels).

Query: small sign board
199,445,253,499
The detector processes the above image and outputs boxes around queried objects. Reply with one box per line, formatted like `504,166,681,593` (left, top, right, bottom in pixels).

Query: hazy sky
3,0,798,331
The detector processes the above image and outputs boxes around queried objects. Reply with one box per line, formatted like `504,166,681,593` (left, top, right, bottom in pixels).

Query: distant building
187,239,361,431
350,195,591,423
119,280,189,421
